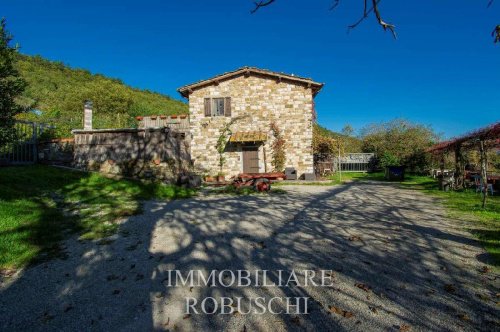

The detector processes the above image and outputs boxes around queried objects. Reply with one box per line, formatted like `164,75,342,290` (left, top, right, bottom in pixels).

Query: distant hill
314,124,362,153
15,54,188,137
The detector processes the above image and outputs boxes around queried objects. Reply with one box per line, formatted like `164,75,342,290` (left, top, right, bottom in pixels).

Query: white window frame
211,98,225,117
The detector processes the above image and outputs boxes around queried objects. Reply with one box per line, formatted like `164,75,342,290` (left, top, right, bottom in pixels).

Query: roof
229,131,267,143
177,66,324,98
428,122,500,154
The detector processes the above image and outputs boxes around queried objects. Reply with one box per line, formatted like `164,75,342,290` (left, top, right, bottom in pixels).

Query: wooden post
454,143,464,189
479,139,488,208
338,140,342,183
439,154,445,190
263,144,267,173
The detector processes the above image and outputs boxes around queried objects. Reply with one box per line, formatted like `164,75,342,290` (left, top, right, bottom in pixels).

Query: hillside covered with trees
15,54,188,137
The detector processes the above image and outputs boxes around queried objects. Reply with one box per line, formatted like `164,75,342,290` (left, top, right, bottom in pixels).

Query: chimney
84,100,93,130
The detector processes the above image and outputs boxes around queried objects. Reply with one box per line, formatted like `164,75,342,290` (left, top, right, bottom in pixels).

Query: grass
396,175,500,267
0,165,196,270
328,171,384,184
207,184,287,195
272,172,378,186
350,172,500,267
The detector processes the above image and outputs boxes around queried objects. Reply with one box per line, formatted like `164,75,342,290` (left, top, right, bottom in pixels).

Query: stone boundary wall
72,128,191,183
38,138,74,165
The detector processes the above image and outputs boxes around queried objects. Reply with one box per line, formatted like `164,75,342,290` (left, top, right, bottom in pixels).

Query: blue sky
3,0,499,138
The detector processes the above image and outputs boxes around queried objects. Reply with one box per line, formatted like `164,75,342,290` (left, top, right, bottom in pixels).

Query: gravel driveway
1,181,498,331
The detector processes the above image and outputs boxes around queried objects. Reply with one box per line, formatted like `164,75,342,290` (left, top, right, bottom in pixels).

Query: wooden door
242,146,260,173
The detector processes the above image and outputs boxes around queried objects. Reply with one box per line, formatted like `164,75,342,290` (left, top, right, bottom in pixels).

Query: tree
0,18,28,148
341,124,354,137
251,0,499,43
360,119,438,173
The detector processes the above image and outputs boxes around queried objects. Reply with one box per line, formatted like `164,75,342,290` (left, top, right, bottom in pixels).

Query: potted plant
180,114,187,119
150,115,157,120
204,175,215,182
159,115,167,119
380,152,405,181
171,114,178,119
135,116,143,121
216,172,225,182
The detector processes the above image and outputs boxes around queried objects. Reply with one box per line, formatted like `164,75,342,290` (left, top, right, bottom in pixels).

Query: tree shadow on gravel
1,181,499,331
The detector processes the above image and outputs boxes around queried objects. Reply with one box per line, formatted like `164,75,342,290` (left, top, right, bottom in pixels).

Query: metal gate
0,121,44,165
336,153,375,172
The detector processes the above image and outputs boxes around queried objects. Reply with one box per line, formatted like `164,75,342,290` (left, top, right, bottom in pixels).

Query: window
204,97,231,117
211,98,225,117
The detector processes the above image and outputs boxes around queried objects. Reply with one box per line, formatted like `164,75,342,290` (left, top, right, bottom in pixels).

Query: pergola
428,122,500,207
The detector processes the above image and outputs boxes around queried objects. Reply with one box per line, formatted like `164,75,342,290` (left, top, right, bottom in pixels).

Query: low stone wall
38,138,74,165
72,128,191,183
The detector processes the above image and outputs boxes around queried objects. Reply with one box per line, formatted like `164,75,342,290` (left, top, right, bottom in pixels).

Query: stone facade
182,70,322,178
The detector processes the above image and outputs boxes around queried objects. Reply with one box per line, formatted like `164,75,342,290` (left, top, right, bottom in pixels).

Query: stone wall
72,128,191,183
38,138,74,165
189,73,314,178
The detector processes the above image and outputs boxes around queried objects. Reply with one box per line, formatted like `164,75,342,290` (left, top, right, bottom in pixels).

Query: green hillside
15,54,188,137
314,124,362,153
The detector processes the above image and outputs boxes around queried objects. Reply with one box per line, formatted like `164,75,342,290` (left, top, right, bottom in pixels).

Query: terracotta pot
153,159,161,165
135,116,143,121
205,176,215,182
150,116,157,120
180,114,187,119
171,115,178,119
159,115,167,119
217,175,225,182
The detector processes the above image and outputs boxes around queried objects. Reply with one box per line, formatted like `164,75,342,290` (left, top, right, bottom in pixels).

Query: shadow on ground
1,181,499,331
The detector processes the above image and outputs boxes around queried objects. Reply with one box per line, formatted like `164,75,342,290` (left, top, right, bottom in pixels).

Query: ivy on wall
270,122,286,172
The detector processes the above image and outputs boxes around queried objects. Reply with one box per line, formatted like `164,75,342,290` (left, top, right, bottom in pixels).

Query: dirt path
1,181,498,331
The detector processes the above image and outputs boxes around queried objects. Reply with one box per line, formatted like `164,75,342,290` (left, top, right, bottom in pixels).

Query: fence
137,115,189,130
337,153,375,172
314,153,375,176
0,121,48,165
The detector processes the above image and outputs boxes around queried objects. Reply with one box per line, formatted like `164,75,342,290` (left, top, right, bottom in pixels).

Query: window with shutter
211,98,225,116
224,97,231,117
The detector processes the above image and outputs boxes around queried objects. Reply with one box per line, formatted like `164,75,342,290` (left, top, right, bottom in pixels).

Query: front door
242,146,259,173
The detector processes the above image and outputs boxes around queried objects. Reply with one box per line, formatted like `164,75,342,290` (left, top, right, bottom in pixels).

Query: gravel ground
1,181,499,331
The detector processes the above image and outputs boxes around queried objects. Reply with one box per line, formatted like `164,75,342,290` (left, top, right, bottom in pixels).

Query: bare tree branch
330,0,340,11
250,0,497,42
250,0,276,14
493,25,500,43
347,0,380,32
371,0,397,38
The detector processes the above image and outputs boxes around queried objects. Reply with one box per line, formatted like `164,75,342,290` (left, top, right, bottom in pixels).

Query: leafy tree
0,19,29,148
360,119,438,173
14,54,188,137
313,124,362,154
341,124,354,137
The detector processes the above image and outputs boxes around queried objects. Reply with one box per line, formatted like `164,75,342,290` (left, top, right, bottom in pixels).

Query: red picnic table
232,172,286,192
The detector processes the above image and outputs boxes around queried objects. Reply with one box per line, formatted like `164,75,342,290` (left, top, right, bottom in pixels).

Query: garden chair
472,174,496,195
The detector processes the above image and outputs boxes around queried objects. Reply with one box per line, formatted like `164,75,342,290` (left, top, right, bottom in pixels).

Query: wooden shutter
204,98,211,117
224,97,231,117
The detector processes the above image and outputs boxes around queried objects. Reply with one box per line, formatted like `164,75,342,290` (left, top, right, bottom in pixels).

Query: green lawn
328,171,385,184
0,165,196,270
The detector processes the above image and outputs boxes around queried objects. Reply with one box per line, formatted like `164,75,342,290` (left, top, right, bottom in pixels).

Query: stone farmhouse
177,67,324,179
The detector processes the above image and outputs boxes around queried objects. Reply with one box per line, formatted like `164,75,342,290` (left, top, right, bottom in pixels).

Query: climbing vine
270,122,286,172
216,116,246,174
